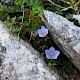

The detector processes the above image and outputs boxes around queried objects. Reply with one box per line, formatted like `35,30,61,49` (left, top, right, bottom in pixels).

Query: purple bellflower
45,47,60,59
37,26,48,37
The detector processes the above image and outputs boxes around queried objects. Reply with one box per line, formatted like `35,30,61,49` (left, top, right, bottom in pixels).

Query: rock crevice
0,21,61,80
42,10,80,70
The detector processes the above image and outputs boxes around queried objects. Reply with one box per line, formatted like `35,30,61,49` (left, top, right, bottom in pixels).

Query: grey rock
73,15,80,24
0,0,11,5
0,54,5,59
41,10,80,70
0,43,6,52
0,0,11,3
0,21,62,80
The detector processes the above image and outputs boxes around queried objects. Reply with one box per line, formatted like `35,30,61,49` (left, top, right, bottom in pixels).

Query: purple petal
41,31,48,37
41,26,46,30
45,50,51,59
37,26,48,37
45,47,60,59
37,29,45,37
44,28,48,35
41,26,48,34
41,26,48,37
45,49,48,54
52,50,60,59
49,47,55,53
37,29,41,35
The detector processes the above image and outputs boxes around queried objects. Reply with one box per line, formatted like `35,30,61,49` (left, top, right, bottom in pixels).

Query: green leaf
0,6,4,11
15,0,24,5
11,17,16,24
70,0,75,4
33,0,39,5
15,0,20,5
15,0,24,9
32,5,43,15
26,0,41,6
0,11,8,20
23,21,29,26
26,0,33,6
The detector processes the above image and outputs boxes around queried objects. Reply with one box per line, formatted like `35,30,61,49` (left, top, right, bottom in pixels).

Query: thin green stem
18,6,24,38
48,0,65,9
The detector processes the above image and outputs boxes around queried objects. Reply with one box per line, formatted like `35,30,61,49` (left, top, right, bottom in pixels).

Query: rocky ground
0,21,63,80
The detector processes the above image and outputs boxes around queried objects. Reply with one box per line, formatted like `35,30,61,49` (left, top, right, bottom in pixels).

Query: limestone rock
73,15,80,25
0,0,11,3
41,10,80,70
0,21,61,80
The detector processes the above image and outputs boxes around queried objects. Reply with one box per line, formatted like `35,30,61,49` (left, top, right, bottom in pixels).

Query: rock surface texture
0,21,62,80
42,10,80,70
0,0,11,3
73,15,80,25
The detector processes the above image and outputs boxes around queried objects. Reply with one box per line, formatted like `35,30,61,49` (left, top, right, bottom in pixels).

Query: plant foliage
0,0,80,77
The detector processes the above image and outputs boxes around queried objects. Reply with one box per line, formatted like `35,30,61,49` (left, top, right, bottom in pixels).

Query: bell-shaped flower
37,26,48,37
45,47,60,59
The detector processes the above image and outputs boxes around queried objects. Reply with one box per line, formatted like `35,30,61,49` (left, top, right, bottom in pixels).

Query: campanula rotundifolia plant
0,0,80,79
